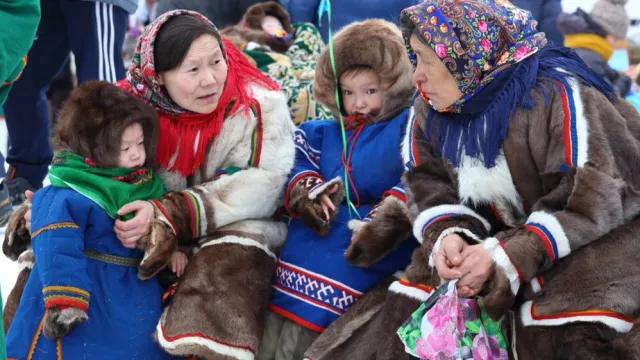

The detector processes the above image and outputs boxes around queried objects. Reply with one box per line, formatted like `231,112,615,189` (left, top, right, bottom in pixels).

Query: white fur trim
388,280,433,302
530,277,542,294
348,219,364,232
412,204,491,243
519,301,634,333
156,311,255,360
308,177,343,201
567,77,589,167
484,238,520,296
199,235,277,261
527,211,571,259
401,109,416,168
456,152,524,215
17,249,34,272
152,201,177,236
428,227,483,267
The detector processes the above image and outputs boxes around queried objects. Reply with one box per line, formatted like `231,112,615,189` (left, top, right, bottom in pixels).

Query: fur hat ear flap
313,19,416,123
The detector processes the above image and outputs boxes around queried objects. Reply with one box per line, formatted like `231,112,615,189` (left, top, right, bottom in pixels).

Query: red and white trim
526,211,571,261
413,204,491,244
530,276,544,294
483,238,522,296
156,311,256,360
388,278,434,302
520,301,635,333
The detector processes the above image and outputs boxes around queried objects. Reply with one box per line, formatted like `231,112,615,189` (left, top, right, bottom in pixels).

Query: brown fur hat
313,19,415,122
238,1,294,53
53,80,159,168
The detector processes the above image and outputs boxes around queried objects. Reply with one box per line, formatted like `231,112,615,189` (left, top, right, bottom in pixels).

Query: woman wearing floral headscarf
7,9,295,360
303,0,640,358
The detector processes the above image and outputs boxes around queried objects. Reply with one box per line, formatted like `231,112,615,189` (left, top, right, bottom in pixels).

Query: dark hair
154,14,222,73
53,81,159,168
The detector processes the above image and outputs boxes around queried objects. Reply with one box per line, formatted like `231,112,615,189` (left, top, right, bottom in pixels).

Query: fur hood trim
313,19,415,122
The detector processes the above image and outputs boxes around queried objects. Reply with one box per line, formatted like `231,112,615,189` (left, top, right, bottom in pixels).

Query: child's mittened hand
170,251,188,277
42,306,88,339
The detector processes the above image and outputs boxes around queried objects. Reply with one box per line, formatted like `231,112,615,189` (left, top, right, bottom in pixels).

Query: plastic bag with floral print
397,280,509,360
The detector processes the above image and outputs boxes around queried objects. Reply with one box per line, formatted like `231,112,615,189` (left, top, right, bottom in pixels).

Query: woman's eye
189,67,198,72
367,89,377,94
343,90,353,95
213,60,222,65
138,141,144,146
121,147,129,152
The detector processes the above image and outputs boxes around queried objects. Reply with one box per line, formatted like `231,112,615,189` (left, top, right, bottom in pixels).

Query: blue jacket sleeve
282,0,319,25
32,190,91,312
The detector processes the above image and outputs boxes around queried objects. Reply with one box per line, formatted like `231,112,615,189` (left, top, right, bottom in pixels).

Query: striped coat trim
31,222,80,238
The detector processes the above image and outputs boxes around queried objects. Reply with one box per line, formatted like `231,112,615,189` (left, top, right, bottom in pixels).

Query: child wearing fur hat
258,19,419,359
221,1,332,124
4,81,176,360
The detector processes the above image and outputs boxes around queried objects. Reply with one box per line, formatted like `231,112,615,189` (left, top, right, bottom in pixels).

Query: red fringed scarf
118,10,279,176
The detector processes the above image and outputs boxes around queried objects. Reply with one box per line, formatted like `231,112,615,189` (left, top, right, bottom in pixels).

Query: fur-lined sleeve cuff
284,170,324,217
413,204,491,266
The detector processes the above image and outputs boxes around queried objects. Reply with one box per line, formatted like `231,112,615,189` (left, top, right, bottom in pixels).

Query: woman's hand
434,233,468,280
318,184,339,221
24,190,34,232
170,251,188,277
454,244,494,297
114,201,154,248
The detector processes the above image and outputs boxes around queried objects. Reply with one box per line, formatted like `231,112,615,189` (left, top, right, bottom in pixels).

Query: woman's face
159,34,228,114
409,34,463,110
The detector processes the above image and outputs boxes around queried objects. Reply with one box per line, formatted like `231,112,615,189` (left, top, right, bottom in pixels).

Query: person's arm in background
538,0,564,44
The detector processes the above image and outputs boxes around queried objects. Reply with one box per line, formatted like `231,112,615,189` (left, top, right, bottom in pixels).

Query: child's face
118,123,146,168
340,69,383,116
262,15,284,35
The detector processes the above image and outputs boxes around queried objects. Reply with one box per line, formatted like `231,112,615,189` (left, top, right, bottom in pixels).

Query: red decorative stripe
159,322,255,353
268,304,325,333
151,199,178,236
399,278,433,294
273,283,343,315
558,81,573,167
537,276,544,288
45,296,89,312
490,203,504,224
499,240,523,284
182,193,197,239
284,171,323,217
530,303,635,322
383,189,407,202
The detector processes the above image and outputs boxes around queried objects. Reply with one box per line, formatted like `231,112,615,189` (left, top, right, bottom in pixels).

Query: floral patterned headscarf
401,0,547,112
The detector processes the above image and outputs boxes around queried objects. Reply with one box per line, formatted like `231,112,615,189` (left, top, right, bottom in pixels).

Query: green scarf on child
48,151,165,220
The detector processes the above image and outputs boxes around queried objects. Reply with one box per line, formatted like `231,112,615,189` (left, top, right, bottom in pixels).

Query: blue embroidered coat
269,108,418,332
5,187,173,360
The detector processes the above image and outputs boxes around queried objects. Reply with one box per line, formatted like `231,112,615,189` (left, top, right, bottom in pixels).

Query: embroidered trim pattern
26,316,45,360
293,129,321,170
31,222,80,238
273,260,362,315
248,101,263,167
43,285,90,312
84,249,141,267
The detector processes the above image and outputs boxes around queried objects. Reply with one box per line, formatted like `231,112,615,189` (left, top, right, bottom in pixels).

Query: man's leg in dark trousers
2,0,71,186
2,0,126,190
62,0,127,84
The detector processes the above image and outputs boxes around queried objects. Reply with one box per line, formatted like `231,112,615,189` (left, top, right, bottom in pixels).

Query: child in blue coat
259,19,419,359
4,81,179,360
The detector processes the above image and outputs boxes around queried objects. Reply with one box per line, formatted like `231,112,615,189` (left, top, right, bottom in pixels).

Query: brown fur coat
306,79,640,358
